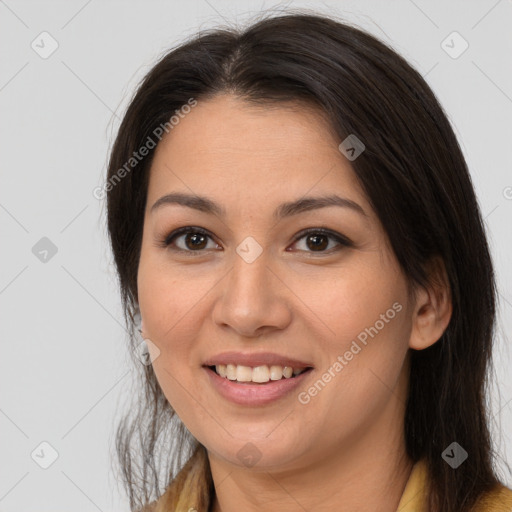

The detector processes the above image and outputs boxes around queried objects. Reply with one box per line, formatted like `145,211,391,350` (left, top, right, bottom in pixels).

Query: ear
409,256,452,350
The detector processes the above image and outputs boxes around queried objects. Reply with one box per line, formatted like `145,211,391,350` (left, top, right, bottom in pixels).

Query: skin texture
137,94,452,512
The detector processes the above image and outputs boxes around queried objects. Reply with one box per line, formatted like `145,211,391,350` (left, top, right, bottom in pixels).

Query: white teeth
269,365,283,381
236,365,253,382
226,364,237,380
214,364,306,383
252,365,270,383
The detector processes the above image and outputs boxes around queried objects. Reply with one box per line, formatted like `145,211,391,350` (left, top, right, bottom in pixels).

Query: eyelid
163,226,213,245
161,226,220,254
290,227,352,248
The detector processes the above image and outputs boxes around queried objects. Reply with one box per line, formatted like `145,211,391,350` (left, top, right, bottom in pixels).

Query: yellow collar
396,458,512,511
396,459,428,511
151,454,512,511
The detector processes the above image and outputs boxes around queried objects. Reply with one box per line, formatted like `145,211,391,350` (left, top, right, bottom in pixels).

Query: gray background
1,0,511,510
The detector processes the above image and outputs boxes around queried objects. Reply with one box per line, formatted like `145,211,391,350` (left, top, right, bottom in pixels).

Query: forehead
147,94,370,215
153,94,338,160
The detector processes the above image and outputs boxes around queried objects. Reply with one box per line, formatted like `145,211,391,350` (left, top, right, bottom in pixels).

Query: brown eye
304,233,329,251
290,228,352,254
163,227,220,253
183,232,208,250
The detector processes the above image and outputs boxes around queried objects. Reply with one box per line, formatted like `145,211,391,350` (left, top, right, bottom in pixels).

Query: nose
212,246,292,338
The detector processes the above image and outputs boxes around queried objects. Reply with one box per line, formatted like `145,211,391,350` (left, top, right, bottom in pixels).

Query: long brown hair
106,11,505,511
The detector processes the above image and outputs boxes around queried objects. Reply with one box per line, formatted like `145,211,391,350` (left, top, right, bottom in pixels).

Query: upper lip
203,351,313,369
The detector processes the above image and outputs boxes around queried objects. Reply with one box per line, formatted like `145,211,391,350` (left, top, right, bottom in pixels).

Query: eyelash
159,226,352,256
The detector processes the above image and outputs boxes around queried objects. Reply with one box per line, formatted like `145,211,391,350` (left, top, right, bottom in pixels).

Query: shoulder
473,483,512,511
397,459,512,512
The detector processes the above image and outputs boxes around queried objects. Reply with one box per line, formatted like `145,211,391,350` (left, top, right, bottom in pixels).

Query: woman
106,12,512,512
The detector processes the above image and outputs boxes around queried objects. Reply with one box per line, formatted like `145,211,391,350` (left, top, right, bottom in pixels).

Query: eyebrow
150,192,368,220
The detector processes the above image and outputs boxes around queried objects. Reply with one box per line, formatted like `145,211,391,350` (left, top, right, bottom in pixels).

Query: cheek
297,314,410,448
137,250,207,347
327,275,410,385
137,251,215,418
296,265,410,413
289,257,406,347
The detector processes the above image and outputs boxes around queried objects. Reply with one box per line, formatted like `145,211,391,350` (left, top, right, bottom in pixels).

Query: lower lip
204,366,313,406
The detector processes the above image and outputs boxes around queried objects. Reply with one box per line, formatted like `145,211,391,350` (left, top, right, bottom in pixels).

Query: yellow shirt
147,456,512,511
397,459,512,511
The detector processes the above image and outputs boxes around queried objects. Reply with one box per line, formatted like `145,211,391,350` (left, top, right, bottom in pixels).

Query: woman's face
137,94,415,471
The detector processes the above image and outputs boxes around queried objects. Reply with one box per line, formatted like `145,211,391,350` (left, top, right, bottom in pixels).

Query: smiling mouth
207,364,313,384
